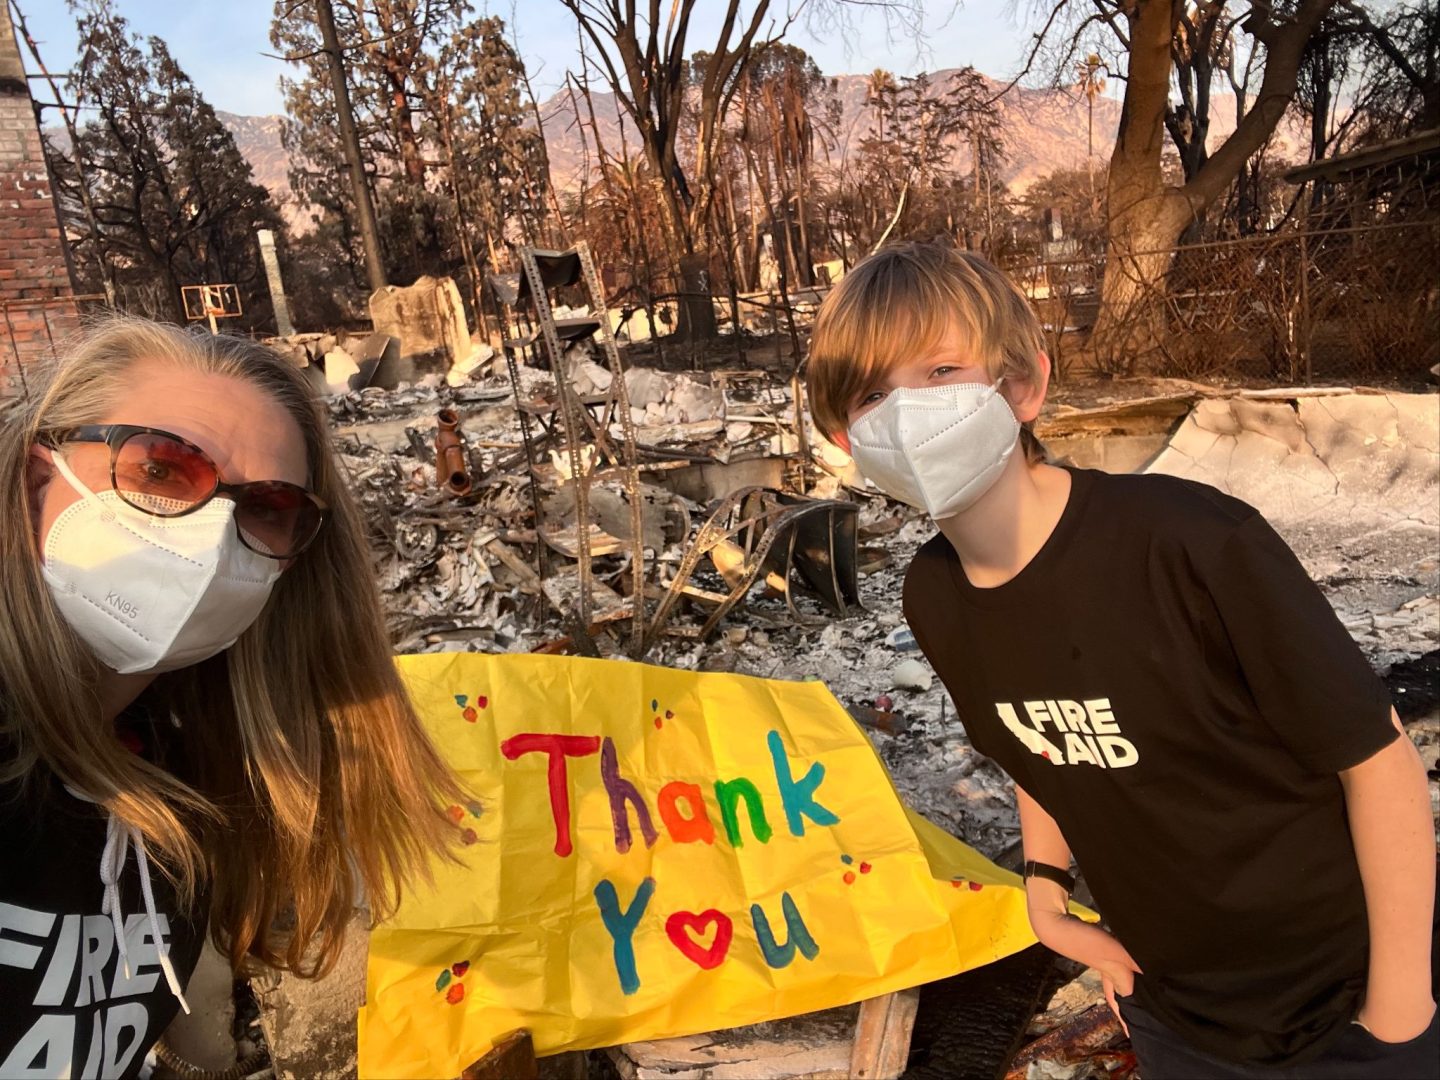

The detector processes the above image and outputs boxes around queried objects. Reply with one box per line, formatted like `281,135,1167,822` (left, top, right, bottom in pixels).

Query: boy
806,242,1437,1078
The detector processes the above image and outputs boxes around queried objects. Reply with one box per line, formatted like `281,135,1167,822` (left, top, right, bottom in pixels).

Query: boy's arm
1340,709,1437,1043
1017,785,1141,1027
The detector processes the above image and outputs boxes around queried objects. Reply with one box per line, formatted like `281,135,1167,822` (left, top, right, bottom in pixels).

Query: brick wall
0,5,78,398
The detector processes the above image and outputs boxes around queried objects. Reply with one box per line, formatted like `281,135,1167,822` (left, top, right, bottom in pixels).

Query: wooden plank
610,989,920,1080
462,1029,539,1080
608,1003,859,1078
849,989,921,1080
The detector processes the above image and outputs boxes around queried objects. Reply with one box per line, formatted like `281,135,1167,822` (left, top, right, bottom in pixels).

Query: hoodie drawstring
69,786,192,1015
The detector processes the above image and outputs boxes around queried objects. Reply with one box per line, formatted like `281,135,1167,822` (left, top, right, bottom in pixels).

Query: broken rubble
369,275,473,375
893,658,934,692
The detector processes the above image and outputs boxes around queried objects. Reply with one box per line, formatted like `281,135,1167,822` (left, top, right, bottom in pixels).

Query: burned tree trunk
1089,0,1337,368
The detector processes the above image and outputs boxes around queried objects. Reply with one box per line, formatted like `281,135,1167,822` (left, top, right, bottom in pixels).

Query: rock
625,367,669,409
323,349,361,395
893,658,933,692
256,911,370,1079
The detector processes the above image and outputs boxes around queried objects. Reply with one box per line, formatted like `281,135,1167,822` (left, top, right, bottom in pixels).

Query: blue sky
18,1,1049,117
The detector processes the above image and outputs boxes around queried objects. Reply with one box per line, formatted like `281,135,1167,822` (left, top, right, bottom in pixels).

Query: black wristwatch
1023,859,1076,894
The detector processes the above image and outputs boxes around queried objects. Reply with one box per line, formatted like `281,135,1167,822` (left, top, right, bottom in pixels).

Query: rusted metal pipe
434,407,473,497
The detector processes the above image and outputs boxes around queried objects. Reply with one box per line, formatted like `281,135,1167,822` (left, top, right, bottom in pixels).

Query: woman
0,317,461,1077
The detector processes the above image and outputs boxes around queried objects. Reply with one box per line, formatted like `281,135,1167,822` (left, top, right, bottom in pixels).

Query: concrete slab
1147,392,1439,529
1146,391,1440,669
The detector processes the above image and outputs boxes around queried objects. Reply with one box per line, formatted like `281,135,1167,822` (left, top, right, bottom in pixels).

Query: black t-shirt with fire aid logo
0,720,208,1079
903,466,1399,1069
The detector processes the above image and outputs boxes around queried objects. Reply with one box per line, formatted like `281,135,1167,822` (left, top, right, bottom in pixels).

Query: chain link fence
1010,220,1440,386
5,224,1434,397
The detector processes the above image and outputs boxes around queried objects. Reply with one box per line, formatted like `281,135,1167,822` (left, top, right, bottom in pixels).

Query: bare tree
555,0,919,337
1026,0,1338,366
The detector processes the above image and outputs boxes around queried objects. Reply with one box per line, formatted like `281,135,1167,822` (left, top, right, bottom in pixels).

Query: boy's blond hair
806,242,1048,462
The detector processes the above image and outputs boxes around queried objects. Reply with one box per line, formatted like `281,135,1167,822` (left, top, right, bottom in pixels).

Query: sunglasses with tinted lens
55,424,328,559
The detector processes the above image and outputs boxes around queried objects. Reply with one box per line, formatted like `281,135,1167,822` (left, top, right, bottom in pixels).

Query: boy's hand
1355,997,1436,1044
1097,957,1140,1036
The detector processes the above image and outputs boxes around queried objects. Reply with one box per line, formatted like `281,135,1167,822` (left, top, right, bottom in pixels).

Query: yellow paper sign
359,654,1049,1078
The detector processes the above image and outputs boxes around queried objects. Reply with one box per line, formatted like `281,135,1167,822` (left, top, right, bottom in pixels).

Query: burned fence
1013,220,1440,385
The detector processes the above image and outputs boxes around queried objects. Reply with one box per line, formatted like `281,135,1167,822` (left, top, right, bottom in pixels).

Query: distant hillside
217,111,293,213
534,71,1130,194
536,71,1305,193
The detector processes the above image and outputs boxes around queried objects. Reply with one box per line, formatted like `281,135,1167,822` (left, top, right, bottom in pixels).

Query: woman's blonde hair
807,242,1048,462
0,316,462,976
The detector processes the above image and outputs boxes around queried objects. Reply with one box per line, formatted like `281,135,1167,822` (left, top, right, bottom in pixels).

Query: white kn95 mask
846,380,1021,520
40,452,282,674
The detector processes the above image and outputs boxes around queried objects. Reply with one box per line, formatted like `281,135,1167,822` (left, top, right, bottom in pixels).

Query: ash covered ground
331,367,1440,872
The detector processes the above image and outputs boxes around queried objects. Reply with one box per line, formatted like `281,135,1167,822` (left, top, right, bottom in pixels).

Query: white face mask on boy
846,379,1021,520
40,452,282,674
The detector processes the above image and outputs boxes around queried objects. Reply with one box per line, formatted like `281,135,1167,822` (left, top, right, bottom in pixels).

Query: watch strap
1023,859,1076,894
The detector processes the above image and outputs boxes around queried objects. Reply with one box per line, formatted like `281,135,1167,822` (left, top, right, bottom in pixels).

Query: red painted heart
665,909,734,970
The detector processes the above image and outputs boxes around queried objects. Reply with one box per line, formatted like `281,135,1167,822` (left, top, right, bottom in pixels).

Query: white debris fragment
445,342,496,387
892,658,934,692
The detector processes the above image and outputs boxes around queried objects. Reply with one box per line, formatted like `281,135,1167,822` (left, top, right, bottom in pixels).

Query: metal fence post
1298,231,1312,386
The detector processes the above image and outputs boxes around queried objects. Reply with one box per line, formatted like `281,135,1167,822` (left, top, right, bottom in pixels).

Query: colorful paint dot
462,707,478,723
651,698,659,712
843,871,856,885
1041,751,1052,761
654,716,663,729
950,877,966,889
969,881,984,891
840,854,854,865
435,969,452,991
445,804,465,825
454,695,468,707
451,961,470,978
476,695,488,709
859,862,872,874
461,828,478,845
446,982,465,1004
665,710,674,720
466,801,483,818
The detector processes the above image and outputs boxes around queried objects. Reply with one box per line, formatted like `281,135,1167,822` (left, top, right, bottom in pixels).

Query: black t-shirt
903,467,1398,1068
0,724,208,1078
